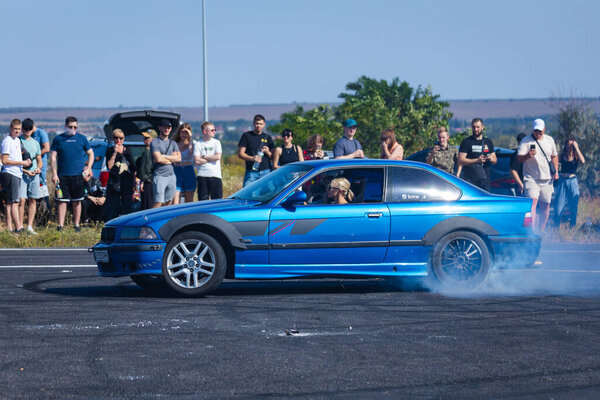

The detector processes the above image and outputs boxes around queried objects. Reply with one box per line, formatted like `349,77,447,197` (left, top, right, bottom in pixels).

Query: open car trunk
103,110,181,143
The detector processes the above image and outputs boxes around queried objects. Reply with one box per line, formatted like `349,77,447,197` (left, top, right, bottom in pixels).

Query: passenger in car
172,123,196,204
327,177,354,204
380,129,403,160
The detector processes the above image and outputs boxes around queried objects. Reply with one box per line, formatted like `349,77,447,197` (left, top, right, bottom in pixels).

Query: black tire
431,231,490,289
130,275,166,290
161,231,226,296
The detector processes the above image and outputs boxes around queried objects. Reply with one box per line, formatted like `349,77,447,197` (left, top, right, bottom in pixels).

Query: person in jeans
136,129,157,210
104,129,136,221
195,121,223,200
238,114,274,186
50,116,94,232
553,135,585,228
19,121,43,234
1,119,32,233
151,119,180,208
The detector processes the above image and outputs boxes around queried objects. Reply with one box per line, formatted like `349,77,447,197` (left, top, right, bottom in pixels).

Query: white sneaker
27,226,38,235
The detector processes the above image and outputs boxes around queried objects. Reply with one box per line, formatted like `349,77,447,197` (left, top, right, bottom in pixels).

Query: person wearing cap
22,118,50,199
517,118,559,233
18,119,43,234
458,118,497,191
333,119,365,159
238,114,274,186
136,129,157,210
151,119,180,208
50,116,94,232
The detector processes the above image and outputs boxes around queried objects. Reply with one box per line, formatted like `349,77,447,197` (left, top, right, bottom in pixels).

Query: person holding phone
458,118,497,190
517,118,559,233
426,126,461,176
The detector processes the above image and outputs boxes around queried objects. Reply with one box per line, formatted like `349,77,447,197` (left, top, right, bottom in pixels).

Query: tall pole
202,0,209,121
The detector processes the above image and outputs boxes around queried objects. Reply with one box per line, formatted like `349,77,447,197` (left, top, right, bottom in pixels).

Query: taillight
100,171,109,187
523,212,533,228
490,177,515,188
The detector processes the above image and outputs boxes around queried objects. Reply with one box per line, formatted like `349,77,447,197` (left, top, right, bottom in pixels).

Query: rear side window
386,166,460,202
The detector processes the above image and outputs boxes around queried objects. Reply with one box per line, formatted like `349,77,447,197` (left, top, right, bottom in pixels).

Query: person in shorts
1,119,32,233
19,122,43,234
151,119,181,208
195,121,223,200
24,118,50,207
517,118,559,233
50,116,94,232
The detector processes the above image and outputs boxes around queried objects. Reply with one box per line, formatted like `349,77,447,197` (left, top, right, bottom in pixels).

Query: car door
385,166,462,271
269,167,390,268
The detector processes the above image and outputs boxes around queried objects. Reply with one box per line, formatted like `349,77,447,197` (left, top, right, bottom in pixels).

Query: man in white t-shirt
1,119,32,233
194,121,222,200
517,118,559,233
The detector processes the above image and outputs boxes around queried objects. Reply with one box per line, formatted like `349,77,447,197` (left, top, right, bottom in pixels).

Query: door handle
366,212,382,218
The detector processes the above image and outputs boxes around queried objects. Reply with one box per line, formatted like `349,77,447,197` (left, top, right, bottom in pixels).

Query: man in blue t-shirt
50,116,94,232
333,119,365,159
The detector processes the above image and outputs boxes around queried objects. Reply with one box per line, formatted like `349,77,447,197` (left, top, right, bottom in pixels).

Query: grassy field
1,161,598,247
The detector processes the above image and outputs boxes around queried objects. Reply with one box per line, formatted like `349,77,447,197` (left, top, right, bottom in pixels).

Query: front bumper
92,242,165,276
488,234,542,268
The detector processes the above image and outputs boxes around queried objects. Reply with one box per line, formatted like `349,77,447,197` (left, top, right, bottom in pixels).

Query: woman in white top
172,123,196,204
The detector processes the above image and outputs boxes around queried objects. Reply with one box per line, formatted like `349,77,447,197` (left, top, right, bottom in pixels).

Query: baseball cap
141,129,158,139
342,119,357,128
532,118,545,132
22,118,35,131
159,119,172,127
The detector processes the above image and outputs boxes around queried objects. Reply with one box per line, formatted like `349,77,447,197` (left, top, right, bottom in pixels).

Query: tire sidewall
431,231,490,289
162,231,227,296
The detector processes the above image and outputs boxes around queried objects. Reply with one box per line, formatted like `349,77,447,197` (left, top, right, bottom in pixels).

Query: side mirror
282,190,307,206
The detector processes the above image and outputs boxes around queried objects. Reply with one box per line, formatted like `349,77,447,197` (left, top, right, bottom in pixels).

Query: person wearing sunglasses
195,121,223,201
272,128,304,169
50,116,94,232
326,177,354,204
104,129,136,221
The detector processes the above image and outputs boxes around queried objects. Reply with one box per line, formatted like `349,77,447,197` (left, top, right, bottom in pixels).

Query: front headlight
119,226,158,240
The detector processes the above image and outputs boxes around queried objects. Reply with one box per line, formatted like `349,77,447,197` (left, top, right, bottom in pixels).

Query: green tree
269,104,341,150
336,76,453,157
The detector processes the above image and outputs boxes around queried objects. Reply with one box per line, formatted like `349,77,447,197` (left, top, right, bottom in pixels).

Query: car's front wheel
431,231,490,289
162,231,226,296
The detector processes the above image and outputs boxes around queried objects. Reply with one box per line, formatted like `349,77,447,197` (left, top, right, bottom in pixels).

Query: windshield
230,164,312,203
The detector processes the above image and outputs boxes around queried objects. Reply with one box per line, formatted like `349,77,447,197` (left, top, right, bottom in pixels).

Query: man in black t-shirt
237,114,274,186
458,118,497,191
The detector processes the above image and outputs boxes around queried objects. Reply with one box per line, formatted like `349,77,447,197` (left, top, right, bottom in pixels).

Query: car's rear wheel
130,275,165,290
162,231,226,296
431,231,490,289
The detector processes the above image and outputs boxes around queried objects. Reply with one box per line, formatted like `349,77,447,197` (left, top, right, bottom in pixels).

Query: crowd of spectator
0,113,586,236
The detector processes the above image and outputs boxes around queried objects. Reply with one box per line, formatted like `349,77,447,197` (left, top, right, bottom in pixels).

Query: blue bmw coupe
92,160,541,296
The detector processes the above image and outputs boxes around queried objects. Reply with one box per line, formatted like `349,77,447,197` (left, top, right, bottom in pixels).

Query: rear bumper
488,234,541,268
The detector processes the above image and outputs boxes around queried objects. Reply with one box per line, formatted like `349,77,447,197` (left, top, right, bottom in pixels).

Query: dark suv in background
91,110,182,187
406,146,518,196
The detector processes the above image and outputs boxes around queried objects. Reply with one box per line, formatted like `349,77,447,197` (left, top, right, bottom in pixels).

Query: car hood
107,198,261,227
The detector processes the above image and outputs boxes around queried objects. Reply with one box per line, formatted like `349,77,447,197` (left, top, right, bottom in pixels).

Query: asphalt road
1,243,599,399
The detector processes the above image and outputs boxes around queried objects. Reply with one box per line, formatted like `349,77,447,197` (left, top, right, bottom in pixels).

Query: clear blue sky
2,0,598,108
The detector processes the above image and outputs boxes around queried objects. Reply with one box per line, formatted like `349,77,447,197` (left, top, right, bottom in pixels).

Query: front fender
158,213,246,249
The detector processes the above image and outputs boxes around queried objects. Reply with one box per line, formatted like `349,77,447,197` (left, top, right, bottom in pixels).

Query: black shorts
0,172,21,203
197,176,223,200
57,175,85,202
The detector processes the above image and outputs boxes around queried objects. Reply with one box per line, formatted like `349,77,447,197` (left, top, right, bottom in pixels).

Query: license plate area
94,249,109,263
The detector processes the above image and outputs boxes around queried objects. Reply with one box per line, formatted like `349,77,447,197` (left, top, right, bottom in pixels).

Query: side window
302,167,384,204
387,166,460,202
